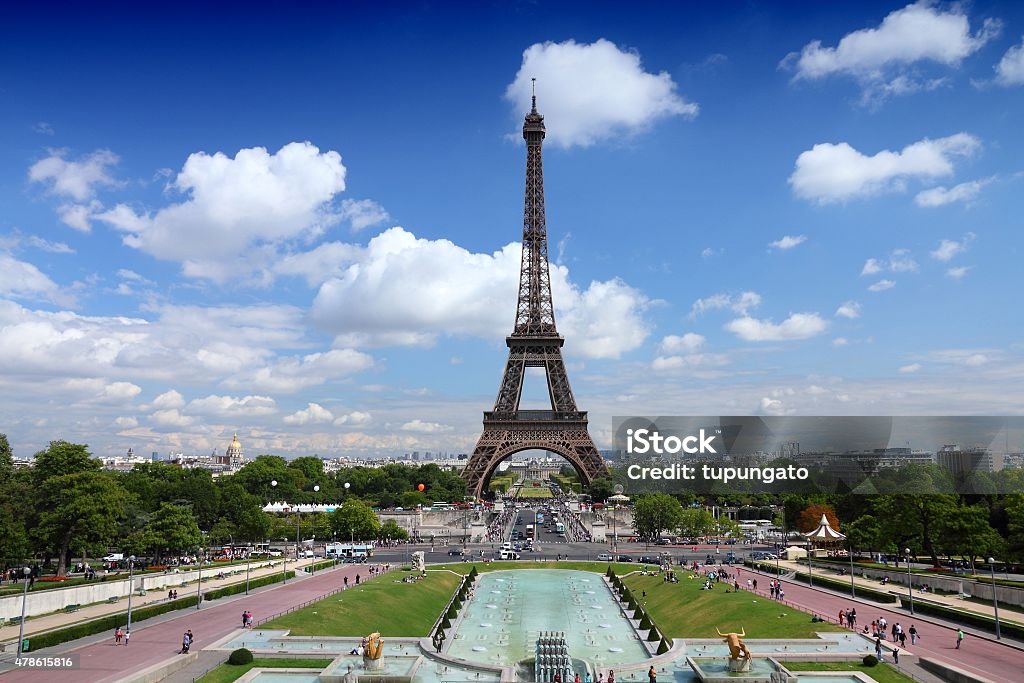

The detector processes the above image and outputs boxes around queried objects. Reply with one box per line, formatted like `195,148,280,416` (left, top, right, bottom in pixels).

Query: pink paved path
737,566,1024,681
1,564,372,683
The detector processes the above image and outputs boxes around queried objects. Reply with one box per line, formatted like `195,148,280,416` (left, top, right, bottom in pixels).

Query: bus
326,543,375,559
432,502,456,510
536,512,545,524
555,521,565,535
526,524,535,540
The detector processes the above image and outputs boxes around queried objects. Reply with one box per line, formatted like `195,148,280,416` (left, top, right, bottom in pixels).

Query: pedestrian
608,670,615,683
898,630,906,647
648,665,657,683
585,673,592,683
956,628,964,649
114,626,123,645
874,637,883,661
242,611,248,628
180,632,190,654
575,673,581,683
838,610,845,627
892,647,899,664
909,624,918,645
124,629,130,646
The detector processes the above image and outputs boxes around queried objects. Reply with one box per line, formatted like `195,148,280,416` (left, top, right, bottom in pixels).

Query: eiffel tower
462,86,609,499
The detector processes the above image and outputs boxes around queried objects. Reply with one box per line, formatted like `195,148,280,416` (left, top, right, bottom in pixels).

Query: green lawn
623,573,845,638
516,485,553,498
196,658,333,683
264,570,462,636
785,661,915,683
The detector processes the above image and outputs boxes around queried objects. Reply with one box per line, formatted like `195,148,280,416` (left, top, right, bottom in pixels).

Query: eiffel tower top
512,80,558,338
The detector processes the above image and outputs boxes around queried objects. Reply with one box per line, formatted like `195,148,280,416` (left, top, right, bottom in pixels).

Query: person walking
909,624,918,645
874,636,883,661
648,665,657,683
956,628,964,649
838,610,845,627
114,626,123,645
123,629,130,646
892,647,899,665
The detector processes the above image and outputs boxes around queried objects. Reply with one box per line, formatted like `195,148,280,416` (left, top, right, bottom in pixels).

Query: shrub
639,615,652,630
657,638,671,655
229,648,254,665
862,655,878,667
441,617,451,629
447,606,458,619
633,607,644,620
648,627,660,642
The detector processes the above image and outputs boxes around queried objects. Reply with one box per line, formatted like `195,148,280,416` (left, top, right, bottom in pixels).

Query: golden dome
228,433,242,450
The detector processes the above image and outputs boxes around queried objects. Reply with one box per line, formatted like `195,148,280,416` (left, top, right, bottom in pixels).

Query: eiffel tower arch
462,85,609,499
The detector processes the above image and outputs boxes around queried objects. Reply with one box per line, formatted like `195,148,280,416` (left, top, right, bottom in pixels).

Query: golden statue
716,627,751,663
364,632,384,660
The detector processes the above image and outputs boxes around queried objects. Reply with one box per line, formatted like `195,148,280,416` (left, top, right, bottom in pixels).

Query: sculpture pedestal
363,656,385,671
727,658,751,673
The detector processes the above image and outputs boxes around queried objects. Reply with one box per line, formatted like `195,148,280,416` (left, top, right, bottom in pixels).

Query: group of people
179,629,195,654
241,610,254,628
166,589,179,600
837,607,858,629
112,626,130,645
766,578,785,600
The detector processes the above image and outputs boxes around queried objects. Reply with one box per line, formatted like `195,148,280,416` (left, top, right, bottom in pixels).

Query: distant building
936,445,1003,477
225,433,245,469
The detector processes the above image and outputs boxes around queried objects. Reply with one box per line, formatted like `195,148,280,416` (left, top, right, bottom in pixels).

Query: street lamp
126,556,136,632
848,541,856,600
988,557,1001,640
17,566,30,656
271,480,287,584
905,548,914,615
196,547,204,610
311,485,321,575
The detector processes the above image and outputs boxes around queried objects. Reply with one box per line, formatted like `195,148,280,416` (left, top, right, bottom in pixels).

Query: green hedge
304,559,336,573
25,595,199,652
743,560,787,576
793,571,897,603
897,597,1024,639
205,571,295,601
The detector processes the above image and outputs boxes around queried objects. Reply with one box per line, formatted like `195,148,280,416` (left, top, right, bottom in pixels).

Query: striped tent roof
803,513,846,542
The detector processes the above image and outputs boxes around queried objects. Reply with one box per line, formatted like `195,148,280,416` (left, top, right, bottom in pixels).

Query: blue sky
2,1,1023,459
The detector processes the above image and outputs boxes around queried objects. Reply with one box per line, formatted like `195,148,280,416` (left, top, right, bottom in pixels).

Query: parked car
448,548,464,556
615,555,634,562
597,553,613,561
655,538,671,545
638,556,660,565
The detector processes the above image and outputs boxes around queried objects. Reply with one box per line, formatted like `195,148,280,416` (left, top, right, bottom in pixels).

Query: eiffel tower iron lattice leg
462,86,609,499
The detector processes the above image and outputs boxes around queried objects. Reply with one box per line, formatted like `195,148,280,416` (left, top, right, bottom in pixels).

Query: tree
0,433,13,475
380,519,409,541
633,494,684,541
33,440,99,486
677,508,716,539
208,518,239,546
588,477,613,503
937,504,1005,567
797,503,839,533
145,503,203,560
845,515,882,554
330,498,380,541
35,471,131,575
0,507,29,569
236,507,274,543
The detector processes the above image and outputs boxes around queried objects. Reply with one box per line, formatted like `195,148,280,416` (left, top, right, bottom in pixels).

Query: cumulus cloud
150,408,193,428
930,233,975,261
225,349,374,393
946,265,972,280
187,394,277,417
790,133,980,203
915,178,991,207
0,253,70,306
659,333,705,353
868,279,896,292
113,416,138,429
995,35,1024,85
152,389,185,409
861,258,882,276
28,149,121,201
724,313,827,341
784,2,1001,104
899,363,923,373
768,235,807,250
334,411,372,426
833,337,849,347
25,236,74,254
94,142,347,281
400,419,452,433
283,402,334,425
862,251,917,275
56,201,103,233
835,301,861,319
689,291,761,319
340,198,390,232
504,38,697,148
309,227,650,359
651,353,728,371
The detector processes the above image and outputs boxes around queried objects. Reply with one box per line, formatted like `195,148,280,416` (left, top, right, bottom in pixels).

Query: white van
102,553,124,562
499,550,520,560
501,542,513,551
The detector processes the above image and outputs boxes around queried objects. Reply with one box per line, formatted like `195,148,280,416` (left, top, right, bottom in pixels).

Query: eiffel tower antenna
462,93,609,499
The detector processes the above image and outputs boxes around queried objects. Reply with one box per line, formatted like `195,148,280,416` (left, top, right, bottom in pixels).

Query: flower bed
37,576,69,582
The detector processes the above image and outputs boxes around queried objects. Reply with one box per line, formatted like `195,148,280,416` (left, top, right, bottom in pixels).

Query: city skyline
2,2,1024,459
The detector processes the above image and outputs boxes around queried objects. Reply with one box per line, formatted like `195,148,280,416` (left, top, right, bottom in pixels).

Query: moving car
597,553,613,561
448,548,464,556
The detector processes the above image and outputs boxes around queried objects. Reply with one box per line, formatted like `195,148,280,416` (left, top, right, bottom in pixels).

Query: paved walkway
0,559,315,645
0,563,380,683
774,558,1024,623
738,564,1024,683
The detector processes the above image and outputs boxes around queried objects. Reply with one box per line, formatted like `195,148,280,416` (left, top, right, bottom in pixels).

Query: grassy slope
196,658,334,683
785,661,915,683
623,573,845,639
264,570,461,636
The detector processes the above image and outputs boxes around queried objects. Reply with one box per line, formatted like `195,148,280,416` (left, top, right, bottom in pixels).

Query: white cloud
400,419,452,433
946,265,972,280
689,291,761,318
340,198,390,232
113,416,138,429
309,227,650,359
724,313,827,342
659,333,705,353
861,258,882,276
334,411,372,426
700,247,718,259
0,253,67,305
283,402,334,425
225,349,374,394
833,337,849,347
57,201,103,233
100,381,143,402
95,142,347,281
651,353,728,371
152,389,185,409
504,38,697,149
784,2,1001,104
899,363,922,373
868,279,896,292
187,394,277,417
768,235,807,250
835,301,861,319
26,236,74,254
29,149,120,201
930,233,975,261
915,178,991,207
149,408,193,428
995,35,1024,85
789,133,980,203
759,397,793,416
32,122,55,136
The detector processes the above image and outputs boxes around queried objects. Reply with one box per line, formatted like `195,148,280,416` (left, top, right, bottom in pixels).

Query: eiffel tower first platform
462,87,609,499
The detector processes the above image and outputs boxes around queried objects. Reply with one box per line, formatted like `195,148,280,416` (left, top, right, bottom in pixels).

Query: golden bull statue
716,627,751,662
364,632,384,660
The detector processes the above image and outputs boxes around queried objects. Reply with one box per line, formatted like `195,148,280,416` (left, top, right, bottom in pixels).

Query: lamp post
311,485,320,575
271,479,287,584
808,545,813,588
17,566,30,655
126,555,136,632
988,557,1001,640
848,541,856,599
905,548,914,615
196,547,204,610
245,545,251,595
